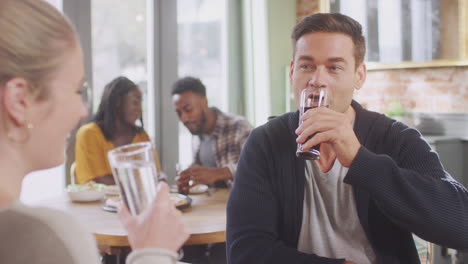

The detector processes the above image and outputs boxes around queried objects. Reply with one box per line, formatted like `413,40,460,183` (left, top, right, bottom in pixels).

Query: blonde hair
0,0,78,100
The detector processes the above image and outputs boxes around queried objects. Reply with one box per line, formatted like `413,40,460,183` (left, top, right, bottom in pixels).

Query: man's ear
2,78,32,127
289,60,294,86
354,63,367,90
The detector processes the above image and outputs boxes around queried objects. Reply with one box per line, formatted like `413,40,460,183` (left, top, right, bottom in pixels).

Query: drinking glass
108,142,159,215
296,87,330,160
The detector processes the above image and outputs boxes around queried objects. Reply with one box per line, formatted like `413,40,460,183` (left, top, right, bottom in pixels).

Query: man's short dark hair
291,13,366,67
171,76,206,97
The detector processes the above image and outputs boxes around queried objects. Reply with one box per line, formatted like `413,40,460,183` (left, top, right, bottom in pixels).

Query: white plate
67,190,105,202
189,184,209,194
105,197,121,208
104,185,120,196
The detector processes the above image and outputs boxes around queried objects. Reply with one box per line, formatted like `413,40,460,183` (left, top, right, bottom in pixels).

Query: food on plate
104,185,120,196
66,181,106,202
169,193,189,207
66,181,106,192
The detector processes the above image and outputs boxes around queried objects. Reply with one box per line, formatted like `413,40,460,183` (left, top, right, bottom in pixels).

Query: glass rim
107,141,153,158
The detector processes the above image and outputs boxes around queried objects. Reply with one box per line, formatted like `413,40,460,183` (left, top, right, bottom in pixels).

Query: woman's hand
118,182,189,252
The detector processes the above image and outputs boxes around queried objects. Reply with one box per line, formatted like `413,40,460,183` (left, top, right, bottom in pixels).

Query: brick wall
357,67,468,113
296,0,468,114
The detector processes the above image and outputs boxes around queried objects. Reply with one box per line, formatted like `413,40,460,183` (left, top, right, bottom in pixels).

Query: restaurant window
176,0,228,167
91,0,150,127
330,0,461,63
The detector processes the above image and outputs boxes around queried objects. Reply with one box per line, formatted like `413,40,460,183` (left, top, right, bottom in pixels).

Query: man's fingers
176,176,190,184
179,169,191,177
301,130,331,151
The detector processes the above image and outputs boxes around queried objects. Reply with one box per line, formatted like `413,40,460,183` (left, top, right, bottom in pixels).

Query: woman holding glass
75,76,162,185
0,0,187,263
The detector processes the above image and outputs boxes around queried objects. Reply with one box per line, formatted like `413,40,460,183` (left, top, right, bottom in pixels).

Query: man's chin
187,128,200,135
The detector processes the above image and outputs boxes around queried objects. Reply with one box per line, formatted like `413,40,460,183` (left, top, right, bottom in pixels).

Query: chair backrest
70,162,76,185
413,235,433,264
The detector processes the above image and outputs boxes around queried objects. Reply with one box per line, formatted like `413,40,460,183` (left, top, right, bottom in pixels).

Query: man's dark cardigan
227,101,468,264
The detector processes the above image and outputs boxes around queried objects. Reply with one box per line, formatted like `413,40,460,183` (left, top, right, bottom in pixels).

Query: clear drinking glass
107,142,159,215
296,87,330,160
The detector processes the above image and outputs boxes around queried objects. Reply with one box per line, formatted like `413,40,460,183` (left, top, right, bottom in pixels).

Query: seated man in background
227,13,468,264
172,76,252,264
75,76,162,184
172,76,252,192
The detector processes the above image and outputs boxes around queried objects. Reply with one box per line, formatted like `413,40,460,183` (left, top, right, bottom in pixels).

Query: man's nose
308,66,327,88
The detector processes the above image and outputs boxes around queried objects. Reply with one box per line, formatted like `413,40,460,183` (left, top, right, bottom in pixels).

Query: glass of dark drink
296,87,330,160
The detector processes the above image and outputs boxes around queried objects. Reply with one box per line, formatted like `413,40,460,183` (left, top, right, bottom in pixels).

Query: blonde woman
0,0,188,263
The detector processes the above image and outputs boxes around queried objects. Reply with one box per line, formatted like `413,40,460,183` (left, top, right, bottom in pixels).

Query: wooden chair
70,162,77,185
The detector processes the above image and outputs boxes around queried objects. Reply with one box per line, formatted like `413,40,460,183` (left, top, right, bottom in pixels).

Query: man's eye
329,65,342,72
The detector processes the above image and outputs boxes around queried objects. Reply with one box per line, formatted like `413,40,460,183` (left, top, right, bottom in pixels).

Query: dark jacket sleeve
226,127,345,264
345,120,468,249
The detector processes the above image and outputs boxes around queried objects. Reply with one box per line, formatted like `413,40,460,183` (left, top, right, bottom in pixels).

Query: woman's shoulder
4,202,82,234
0,202,100,263
76,122,105,139
77,122,100,133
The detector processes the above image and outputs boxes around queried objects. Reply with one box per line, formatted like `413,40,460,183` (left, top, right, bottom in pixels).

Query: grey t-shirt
297,160,376,264
199,134,217,168
199,134,228,188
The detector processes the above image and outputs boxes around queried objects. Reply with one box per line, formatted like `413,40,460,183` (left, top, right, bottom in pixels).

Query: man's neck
203,108,217,135
344,105,356,124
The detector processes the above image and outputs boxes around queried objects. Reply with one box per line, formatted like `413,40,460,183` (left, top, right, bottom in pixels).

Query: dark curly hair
171,76,206,97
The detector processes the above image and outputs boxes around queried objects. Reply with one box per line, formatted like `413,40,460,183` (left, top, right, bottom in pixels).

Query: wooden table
33,188,229,249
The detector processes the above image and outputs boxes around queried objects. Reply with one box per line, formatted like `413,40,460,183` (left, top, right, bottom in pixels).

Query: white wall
20,165,65,204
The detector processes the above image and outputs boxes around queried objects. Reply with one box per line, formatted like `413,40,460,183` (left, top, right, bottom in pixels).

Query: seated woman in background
0,0,187,263
75,76,161,184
